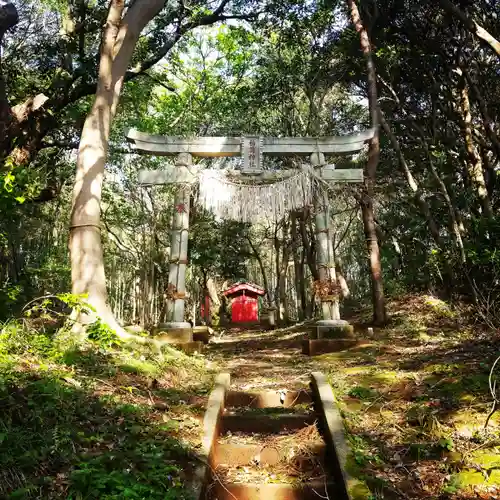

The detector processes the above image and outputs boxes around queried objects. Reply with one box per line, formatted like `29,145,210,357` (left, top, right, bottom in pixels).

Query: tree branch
438,0,500,59
214,0,231,16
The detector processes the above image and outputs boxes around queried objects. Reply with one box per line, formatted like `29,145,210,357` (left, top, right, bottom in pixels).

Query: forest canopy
0,0,499,327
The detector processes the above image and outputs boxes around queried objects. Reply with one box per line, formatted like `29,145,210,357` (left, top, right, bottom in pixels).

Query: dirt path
201,327,338,499
206,326,316,391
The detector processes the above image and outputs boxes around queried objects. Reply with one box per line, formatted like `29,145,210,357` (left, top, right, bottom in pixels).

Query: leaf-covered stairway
198,372,352,500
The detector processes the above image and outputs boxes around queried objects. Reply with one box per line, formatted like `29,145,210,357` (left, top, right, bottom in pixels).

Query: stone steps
221,413,316,434
213,441,327,467
225,389,311,408
198,373,352,500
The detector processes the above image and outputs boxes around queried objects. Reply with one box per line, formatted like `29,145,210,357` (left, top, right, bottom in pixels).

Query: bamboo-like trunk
247,235,271,305
300,243,309,317
274,224,282,323
291,212,306,321
438,0,500,59
463,70,500,159
459,77,493,221
413,120,467,264
148,258,154,326
0,0,18,144
131,280,136,322
276,220,292,325
335,259,350,299
299,209,318,281
279,272,288,324
379,111,443,246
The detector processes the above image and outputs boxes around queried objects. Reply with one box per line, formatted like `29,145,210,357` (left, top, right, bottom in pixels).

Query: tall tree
438,0,500,59
347,0,387,324
69,0,254,332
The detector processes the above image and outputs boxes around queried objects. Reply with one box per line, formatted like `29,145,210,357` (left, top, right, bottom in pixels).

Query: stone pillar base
152,322,193,343
310,319,354,340
302,339,359,356
192,325,211,344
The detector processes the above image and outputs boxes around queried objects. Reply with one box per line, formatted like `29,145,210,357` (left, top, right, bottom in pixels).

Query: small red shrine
222,282,265,323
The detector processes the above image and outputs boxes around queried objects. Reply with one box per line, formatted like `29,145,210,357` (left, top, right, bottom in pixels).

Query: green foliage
437,436,454,451
348,386,377,400
0,320,53,357
87,320,121,349
0,283,22,318
0,365,193,499
347,434,383,467
68,440,187,499
0,296,206,498
189,209,252,282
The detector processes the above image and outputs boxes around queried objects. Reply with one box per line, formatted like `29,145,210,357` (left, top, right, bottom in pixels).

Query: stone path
200,326,350,499
206,326,317,392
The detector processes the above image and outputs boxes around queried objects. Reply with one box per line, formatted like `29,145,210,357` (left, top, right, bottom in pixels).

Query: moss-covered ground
1,294,499,499
0,322,213,499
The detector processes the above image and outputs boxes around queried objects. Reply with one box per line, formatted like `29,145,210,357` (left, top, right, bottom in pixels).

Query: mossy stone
347,478,372,499
453,470,485,486
319,323,355,339
471,449,500,469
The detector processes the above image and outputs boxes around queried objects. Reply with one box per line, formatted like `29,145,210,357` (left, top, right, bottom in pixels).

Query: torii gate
127,129,374,344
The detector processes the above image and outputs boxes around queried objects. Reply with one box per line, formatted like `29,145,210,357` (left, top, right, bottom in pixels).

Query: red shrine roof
222,282,265,297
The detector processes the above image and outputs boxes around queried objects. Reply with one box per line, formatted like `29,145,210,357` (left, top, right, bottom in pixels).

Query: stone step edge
195,372,231,499
221,413,317,434
213,441,326,467
225,389,312,408
208,479,338,500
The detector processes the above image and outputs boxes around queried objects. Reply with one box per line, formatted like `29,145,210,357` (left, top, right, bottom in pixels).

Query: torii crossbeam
127,129,374,343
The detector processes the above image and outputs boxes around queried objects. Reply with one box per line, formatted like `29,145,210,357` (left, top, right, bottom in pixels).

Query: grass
0,318,214,499
317,294,500,499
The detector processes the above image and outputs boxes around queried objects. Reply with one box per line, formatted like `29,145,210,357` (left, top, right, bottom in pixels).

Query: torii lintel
125,128,375,158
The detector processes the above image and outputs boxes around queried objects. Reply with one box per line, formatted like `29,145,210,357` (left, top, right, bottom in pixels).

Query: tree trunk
360,194,386,324
348,0,387,325
459,75,493,221
463,70,500,160
335,258,350,299
69,0,166,334
412,120,467,265
274,220,292,325
379,111,443,247
299,208,319,280
279,273,288,324
206,277,220,325
291,212,306,321
247,235,272,305
0,0,18,143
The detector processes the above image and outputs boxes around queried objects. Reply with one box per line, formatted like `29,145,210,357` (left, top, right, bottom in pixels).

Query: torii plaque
127,129,374,340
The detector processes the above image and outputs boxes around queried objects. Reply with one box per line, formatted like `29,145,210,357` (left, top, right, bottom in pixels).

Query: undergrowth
325,295,500,499
0,296,212,499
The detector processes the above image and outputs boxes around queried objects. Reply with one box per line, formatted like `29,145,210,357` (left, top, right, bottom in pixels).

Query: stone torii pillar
310,152,354,344
163,153,193,334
